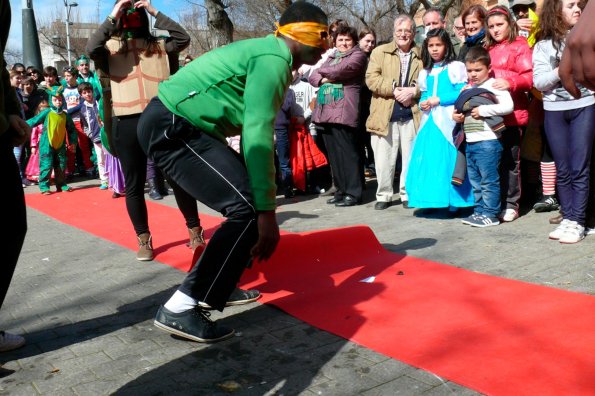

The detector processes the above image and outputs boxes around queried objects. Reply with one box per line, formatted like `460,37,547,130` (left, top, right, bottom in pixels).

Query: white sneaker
549,219,570,240
585,227,595,236
500,208,519,222
0,331,25,352
559,222,585,244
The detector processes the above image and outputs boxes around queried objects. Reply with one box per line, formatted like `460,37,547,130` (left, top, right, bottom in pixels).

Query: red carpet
26,188,595,395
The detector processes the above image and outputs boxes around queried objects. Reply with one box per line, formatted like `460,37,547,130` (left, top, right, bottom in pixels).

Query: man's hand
8,115,31,147
251,210,280,261
516,18,533,32
394,87,415,107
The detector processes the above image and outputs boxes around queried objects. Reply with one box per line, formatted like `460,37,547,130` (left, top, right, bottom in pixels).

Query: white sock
164,290,198,313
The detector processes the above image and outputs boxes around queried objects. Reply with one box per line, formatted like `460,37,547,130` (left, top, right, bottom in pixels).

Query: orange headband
275,22,330,50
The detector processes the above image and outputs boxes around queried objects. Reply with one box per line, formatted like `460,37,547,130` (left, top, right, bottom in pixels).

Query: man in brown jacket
365,14,422,210
0,0,30,352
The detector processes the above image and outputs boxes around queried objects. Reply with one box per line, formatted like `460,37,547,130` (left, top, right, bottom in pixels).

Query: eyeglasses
454,26,465,31
395,29,412,36
395,29,413,36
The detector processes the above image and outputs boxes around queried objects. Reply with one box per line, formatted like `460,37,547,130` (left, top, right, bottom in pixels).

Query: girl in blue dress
406,28,474,210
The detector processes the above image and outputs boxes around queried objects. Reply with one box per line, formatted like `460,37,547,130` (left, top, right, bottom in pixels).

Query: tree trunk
205,0,233,48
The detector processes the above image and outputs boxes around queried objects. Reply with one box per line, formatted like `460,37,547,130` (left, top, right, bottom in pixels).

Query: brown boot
137,232,154,261
549,212,563,224
188,226,206,252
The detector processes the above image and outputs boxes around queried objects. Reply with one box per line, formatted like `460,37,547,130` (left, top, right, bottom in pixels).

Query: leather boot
549,212,563,224
156,173,169,196
188,226,206,252
148,178,163,200
137,232,154,261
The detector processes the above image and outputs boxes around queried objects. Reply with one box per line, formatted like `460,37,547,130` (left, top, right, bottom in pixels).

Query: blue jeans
275,128,292,188
466,139,503,218
544,105,595,225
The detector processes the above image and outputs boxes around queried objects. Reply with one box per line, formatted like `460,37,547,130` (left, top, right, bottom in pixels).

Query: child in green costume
26,86,78,194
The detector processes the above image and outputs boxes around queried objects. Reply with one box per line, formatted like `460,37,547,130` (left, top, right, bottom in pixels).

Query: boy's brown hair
464,46,491,67
78,82,94,95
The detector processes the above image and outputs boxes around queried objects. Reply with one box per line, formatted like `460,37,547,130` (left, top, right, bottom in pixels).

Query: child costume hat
45,85,65,113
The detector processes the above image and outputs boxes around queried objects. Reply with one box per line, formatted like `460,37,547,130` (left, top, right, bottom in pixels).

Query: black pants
499,126,523,211
113,114,200,235
321,123,363,201
0,133,27,311
137,98,258,311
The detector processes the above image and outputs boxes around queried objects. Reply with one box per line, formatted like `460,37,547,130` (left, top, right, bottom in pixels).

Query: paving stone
422,381,481,395
0,382,40,396
72,378,133,396
360,374,435,395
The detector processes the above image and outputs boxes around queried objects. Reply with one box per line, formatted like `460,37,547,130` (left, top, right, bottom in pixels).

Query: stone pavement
1,178,594,395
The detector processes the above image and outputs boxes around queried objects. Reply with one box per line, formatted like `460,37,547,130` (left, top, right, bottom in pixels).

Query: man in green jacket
138,1,329,343
0,0,31,352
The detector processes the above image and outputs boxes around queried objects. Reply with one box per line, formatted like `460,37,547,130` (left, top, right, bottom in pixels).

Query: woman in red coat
485,5,533,222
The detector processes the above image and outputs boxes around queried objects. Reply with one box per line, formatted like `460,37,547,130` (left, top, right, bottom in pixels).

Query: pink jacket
488,36,533,126
30,124,43,148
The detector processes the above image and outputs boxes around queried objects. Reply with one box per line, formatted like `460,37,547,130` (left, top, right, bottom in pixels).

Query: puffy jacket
488,36,533,126
309,46,368,128
365,41,422,136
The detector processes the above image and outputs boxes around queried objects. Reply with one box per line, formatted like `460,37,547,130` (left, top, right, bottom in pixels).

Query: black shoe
284,187,295,199
335,195,359,207
199,288,261,309
327,197,343,204
147,178,163,200
154,306,235,343
533,195,560,212
21,178,33,187
374,201,389,210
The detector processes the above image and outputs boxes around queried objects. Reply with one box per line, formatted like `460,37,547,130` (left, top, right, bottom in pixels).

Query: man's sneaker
0,331,25,352
198,288,261,309
461,213,480,225
548,219,570,240
499,208,519,222
136,232,154,261
468,214,500,228
154,306,234,343
559,222,585,244
533,195,560,212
